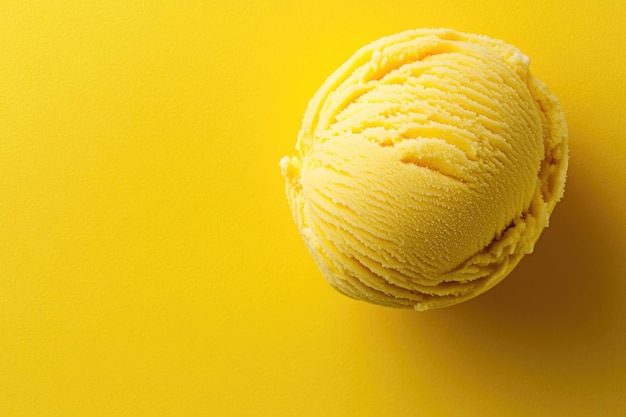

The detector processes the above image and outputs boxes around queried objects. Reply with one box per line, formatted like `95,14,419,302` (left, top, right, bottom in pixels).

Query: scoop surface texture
280,29,568,311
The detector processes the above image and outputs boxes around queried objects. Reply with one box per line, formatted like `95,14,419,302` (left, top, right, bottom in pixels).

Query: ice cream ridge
280,29,568,311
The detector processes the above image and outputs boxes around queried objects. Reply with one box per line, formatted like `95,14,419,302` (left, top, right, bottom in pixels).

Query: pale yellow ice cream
280,29,568,311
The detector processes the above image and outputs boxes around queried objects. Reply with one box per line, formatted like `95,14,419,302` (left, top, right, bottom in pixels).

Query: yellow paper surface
1,1,625,416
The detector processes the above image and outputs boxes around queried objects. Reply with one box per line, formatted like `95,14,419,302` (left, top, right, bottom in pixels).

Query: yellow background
1,1,625,416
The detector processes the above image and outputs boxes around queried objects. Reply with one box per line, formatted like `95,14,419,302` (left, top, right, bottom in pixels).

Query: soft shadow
441,161,624,350
361,149,626,410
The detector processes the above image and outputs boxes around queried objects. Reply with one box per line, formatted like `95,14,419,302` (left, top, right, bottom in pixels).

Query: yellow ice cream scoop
280,29,568,311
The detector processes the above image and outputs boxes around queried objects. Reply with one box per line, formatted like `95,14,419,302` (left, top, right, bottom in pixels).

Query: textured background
1,1,625,416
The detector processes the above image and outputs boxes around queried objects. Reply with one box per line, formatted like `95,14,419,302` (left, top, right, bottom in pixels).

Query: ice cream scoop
280,29,568,311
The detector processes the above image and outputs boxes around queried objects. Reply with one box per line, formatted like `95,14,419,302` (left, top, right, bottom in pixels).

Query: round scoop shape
280,29,568,310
